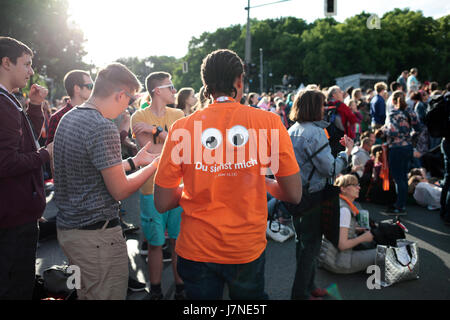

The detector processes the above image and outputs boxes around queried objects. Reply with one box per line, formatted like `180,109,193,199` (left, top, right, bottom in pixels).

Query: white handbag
375,239,419,287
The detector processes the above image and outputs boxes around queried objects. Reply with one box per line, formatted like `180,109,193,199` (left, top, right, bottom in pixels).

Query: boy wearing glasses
45,70,93,146
54,63,159,300
130,71,185,300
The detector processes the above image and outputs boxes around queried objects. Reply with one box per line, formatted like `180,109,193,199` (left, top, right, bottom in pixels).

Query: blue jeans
440,138,450,220
177,252,269,300
388,145,413,210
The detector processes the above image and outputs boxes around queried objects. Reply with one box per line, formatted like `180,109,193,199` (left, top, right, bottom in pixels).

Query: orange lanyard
339,194,359,216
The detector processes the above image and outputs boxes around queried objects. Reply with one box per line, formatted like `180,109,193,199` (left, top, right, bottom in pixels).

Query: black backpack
424,94,450,138
324,101,345,157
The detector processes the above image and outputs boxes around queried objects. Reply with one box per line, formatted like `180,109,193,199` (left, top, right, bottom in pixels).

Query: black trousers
291,204,323,300
0,221,39,300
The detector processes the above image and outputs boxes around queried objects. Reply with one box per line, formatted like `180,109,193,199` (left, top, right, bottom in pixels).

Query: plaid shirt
45,103,73,146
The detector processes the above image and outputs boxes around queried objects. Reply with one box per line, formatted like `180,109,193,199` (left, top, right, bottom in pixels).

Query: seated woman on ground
408,174,442,211
319,174,376,274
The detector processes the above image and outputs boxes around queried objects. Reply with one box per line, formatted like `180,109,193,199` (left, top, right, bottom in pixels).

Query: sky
67,0,450,67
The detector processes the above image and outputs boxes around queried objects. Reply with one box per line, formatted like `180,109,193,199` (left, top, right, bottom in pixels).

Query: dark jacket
0,90,49,228
370,94,386,125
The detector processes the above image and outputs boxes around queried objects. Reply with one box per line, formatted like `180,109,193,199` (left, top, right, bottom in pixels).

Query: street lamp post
244,0,290,93
245,0,251,66
259,48,264,93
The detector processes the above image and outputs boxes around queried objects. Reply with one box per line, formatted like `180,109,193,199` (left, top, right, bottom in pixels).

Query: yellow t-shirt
131,106,184,195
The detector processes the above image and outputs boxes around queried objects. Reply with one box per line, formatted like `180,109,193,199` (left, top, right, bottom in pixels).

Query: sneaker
266,221,294,243
128,277,147,292
140,241,148,256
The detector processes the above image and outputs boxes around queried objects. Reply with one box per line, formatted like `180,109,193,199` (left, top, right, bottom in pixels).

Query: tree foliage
2,4,447,97
116,56,179,89
174,9,449,92
0,0,88,98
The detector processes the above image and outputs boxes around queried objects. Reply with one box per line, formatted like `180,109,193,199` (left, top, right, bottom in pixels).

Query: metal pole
259,48,263,94
245,0,251,64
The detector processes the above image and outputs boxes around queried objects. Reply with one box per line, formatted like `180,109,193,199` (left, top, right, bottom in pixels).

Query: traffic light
244,63,258,84
249,63,257,77
325,0,337,17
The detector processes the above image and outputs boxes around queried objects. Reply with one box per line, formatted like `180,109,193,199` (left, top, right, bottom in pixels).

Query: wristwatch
154,126,164,138
127,157,136,171
153,125,164,144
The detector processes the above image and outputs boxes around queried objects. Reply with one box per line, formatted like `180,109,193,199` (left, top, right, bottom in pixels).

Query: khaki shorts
57,224,128,300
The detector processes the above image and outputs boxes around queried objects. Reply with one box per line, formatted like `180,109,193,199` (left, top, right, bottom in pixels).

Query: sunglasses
80,83,94,90
151,84,175,93
122,90,138,106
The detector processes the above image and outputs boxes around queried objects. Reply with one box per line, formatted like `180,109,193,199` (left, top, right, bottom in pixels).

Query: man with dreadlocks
154,49,301,300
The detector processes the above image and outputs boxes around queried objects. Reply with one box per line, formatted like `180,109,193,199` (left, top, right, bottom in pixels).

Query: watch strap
127,157,136,171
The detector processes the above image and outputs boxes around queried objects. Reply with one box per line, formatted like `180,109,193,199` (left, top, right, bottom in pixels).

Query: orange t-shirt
155,102,299,264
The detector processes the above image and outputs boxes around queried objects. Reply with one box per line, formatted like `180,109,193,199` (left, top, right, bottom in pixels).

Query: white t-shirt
340,207,352,228
413,182,441,209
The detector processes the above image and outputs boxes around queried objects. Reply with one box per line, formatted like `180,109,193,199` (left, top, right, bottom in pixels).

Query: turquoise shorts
140,193,182,246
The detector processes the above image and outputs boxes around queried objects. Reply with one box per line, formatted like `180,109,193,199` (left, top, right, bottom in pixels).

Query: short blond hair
92,63,141,98
334,174,358,188
374,82,387,93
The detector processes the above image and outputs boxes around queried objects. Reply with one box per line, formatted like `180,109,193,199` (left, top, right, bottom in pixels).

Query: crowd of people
1,36,449,301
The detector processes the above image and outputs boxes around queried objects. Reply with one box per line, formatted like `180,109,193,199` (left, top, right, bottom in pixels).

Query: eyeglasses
151,84,175,93
122,90,137,106
348,183,360,187
80,83,94,90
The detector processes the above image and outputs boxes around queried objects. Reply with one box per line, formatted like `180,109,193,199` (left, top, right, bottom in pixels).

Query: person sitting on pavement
319,174,376,274
408,174,442,211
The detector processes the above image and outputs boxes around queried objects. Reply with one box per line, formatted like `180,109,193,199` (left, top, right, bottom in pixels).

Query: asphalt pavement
37,191,450,300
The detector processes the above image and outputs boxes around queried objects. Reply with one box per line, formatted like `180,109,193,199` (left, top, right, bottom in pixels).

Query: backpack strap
304,142,330,190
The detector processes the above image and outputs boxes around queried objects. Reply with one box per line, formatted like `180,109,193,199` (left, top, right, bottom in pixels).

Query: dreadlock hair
200,49,244,100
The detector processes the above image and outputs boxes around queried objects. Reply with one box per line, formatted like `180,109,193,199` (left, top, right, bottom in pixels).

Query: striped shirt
54,105,122,229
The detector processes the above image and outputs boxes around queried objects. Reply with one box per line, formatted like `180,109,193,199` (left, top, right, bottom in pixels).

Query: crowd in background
1,35,449,301
23,67,450,241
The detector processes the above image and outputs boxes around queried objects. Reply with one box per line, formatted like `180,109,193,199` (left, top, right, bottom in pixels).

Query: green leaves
0,0,89,99
175,9,448,91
